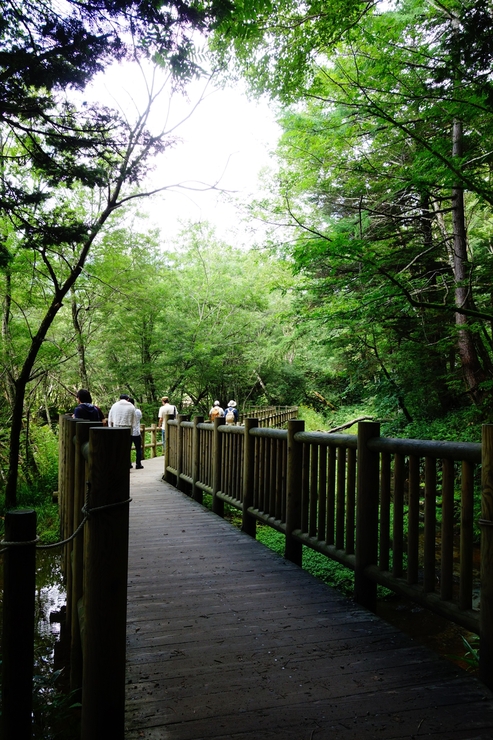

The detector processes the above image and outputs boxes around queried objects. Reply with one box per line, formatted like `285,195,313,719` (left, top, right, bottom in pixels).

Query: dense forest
1,0,492,508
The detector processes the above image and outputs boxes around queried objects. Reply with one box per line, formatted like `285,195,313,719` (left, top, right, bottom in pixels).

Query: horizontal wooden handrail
368,435,481,463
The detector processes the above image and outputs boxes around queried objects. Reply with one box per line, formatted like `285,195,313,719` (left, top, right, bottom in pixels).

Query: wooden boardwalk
125,457,493,740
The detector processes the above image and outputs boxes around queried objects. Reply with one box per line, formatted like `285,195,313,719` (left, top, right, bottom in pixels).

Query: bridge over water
125,456,493,740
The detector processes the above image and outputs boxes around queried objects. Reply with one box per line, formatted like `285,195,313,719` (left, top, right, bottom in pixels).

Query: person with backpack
73,388,105,423
158,396,178,444
225,400,239,425
209,400,224,421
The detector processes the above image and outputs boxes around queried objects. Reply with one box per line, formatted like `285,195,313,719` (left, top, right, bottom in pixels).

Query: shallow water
0,547,66,676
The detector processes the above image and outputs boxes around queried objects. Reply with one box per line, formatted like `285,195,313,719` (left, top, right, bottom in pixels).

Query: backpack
210,406,221,420
225,408,236,424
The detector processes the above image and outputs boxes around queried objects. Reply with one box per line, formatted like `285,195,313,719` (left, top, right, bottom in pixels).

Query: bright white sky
86,62,281,246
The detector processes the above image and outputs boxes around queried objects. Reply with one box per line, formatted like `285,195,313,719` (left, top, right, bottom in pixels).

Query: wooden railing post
212,415,225,517
480,424,493,689
2,509,36,740
176,414,189,492
151,423,157,458
62,416,77,661
70,420,102,692
58,413,67,520
164,415,172,482
140,424,146,461
355,421,380,612
81,427,130,740
285,419,304,565
242,418,259,537
192,415,204,503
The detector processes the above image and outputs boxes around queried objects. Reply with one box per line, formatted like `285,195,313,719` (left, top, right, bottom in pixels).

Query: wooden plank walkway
125,457,493,740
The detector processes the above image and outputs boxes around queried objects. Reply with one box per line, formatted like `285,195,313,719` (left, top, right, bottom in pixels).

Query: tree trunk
141,316,157,402
71,287,89,389
2,268,16,408
5,379,28,508
451,119,485,403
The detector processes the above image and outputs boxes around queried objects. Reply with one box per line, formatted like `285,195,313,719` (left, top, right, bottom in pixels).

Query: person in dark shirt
73,389,105,422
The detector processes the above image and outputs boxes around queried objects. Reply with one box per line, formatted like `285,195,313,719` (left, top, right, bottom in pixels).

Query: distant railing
138,409,297,461
238,405,298,427
140,423,160,458
162,415,493,690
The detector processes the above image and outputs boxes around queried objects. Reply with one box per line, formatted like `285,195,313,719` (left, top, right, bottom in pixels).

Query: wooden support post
176,414,184,491
242,418,259,537
2,509,36,740
58,413,66,513
212,415,225,517
175,414,190,492
460,459,474,610
164,414,172,482
63,416,77,655
192,416,204,503
480,424,493,690
140,424,146,461
81,428,130,740
285,419,304,566
70,421,102,691
354,421,380,612
151,424,157,458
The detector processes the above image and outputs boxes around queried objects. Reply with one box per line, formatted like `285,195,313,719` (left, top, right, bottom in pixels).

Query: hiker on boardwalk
209,400,224,421
158,396,178,444
128,397,144,469
224,400,239,425
108,393,137,429
73,388,105,423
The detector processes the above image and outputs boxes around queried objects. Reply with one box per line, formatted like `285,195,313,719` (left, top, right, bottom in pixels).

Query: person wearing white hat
225,400,238,425
209,400,224,421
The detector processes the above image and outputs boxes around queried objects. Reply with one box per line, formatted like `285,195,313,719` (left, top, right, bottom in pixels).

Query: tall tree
236,0,493,411
0,0,235,506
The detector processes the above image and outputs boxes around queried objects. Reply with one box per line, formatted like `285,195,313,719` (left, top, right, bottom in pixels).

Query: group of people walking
73,389,144,469
72,390,241,469
156,397,240,427
208,400,239,425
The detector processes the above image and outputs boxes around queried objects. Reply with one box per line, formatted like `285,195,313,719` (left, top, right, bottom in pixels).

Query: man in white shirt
108,394,137,429
128,397,144,469
158,396,177,444
107,394,137,469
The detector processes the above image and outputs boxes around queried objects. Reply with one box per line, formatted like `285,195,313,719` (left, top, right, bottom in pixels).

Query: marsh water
0,547,66,678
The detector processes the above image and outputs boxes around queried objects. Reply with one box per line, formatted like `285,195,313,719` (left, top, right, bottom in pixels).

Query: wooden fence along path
125,457,493,740
163,416,493,684
139,407,298,460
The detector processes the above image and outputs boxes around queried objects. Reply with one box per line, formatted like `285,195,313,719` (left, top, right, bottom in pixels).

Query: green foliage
296,405,328,432
448,635,480,672
0,424,60,542
381,407,483,444
32,671,81,739
83,221,304,414
245,0,493,426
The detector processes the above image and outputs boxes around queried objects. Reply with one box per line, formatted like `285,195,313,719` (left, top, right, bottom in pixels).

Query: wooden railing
238,405,298,427
1,415,131,740
138,410,297,460
163,415,493,689
140,423,161,458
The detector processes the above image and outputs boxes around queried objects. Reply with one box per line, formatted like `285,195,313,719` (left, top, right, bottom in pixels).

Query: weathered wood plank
126,458,493,740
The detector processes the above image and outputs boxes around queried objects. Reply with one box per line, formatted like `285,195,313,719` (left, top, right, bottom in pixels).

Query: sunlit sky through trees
85,61,281,245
